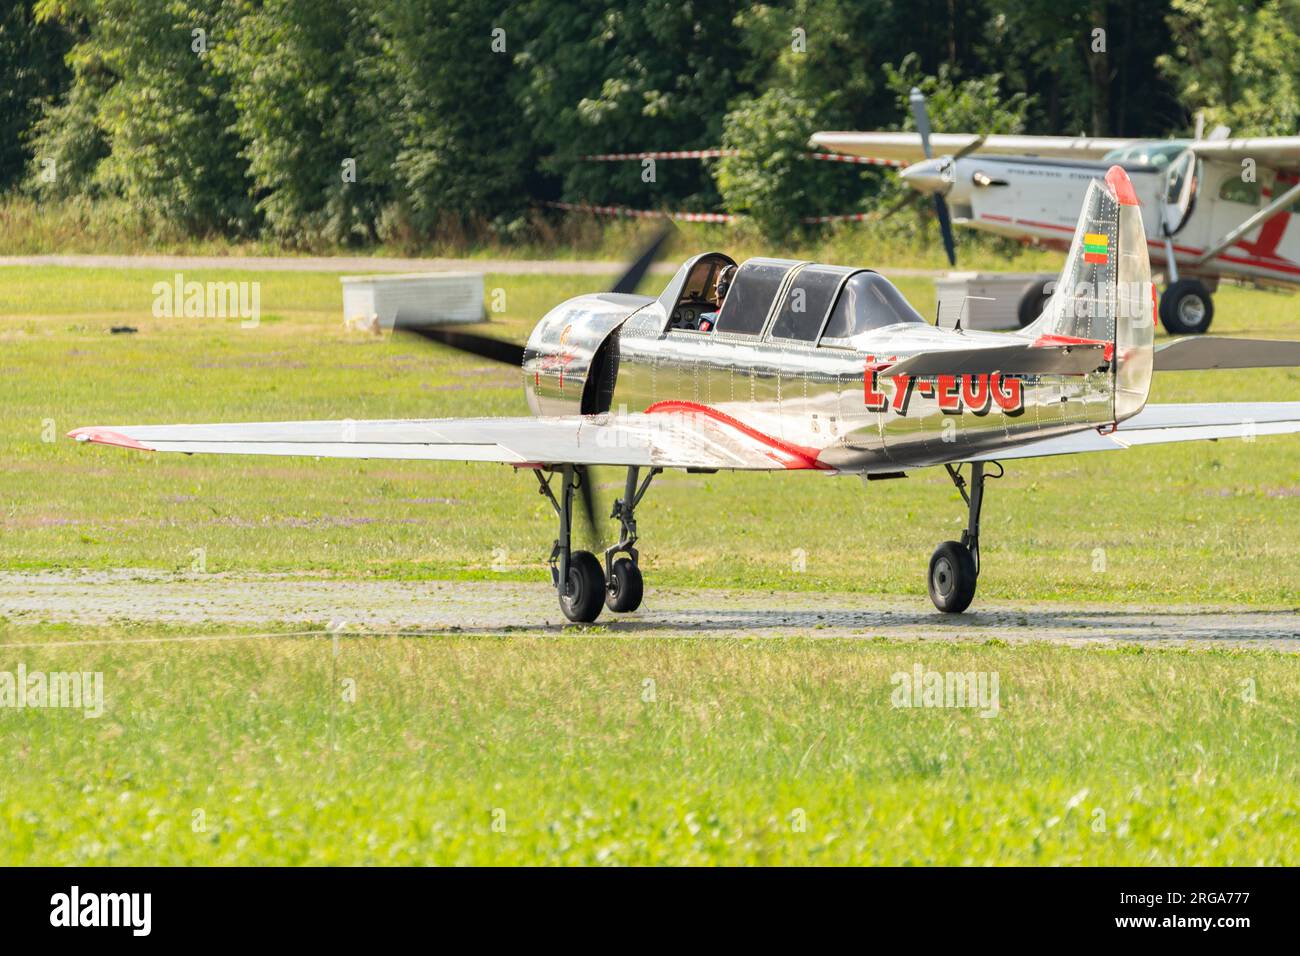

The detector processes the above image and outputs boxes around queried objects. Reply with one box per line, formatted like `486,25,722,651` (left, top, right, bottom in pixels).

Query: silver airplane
71,167,1300,622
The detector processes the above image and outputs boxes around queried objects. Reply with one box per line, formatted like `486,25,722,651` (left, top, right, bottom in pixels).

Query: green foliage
512,1,749,213
376,0,532,234
29,0,254,232
716,88,858,238
0,0,1263,243
0,1,71,190
219,0,392,244
1160,0,1300,136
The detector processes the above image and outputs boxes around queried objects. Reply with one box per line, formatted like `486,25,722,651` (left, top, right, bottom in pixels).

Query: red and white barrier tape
806,152,904,167
577,149,903,168
541,200,873,225
579,149,737,161
541,201,737,223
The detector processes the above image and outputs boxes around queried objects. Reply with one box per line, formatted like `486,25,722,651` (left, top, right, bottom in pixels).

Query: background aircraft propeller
908,87,962,267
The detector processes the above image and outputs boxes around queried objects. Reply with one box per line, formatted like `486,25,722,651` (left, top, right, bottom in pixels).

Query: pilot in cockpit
697,264,736,332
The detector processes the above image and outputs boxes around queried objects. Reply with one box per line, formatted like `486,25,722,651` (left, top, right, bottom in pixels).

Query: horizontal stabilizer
970,402,1300,462
886,342,1108,377
1153,336,1300,371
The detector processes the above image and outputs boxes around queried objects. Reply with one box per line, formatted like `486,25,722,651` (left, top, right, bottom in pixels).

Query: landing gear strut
536,465,658,623
604,466,659,613
928,461,1000,614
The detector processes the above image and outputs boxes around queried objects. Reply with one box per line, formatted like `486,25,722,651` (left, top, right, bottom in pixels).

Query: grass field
1,623,1297,865
1,262,1298,866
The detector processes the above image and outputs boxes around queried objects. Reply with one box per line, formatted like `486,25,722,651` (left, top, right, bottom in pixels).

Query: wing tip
67,427,153,452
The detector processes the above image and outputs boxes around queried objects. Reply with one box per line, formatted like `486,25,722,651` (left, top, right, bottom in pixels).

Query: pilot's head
714,264,737,303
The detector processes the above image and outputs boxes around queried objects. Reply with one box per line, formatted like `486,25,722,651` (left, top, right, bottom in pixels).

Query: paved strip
0,253,948,278
1,570,1296,650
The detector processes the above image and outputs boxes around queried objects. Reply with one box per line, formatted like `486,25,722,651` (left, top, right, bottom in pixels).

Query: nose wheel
928,461,999,614
536,465,658,623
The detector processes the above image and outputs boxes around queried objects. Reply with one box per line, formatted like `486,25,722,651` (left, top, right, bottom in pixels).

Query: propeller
395,224,675,363
398,325,525,365
395,225,676,550
908,87,958,267
610,224,675,295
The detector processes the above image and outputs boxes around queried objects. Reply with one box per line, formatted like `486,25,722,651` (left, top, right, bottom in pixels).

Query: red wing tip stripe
67,428,153,451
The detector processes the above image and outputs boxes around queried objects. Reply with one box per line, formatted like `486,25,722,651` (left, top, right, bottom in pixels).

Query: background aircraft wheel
1159,279,1214,334
559,550,605,623
928,541,977,614
1017,277,1053,327
605,557,643,613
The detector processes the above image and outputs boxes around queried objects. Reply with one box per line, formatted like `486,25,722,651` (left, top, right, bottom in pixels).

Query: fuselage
522,254,1123,474
909,153,1300,287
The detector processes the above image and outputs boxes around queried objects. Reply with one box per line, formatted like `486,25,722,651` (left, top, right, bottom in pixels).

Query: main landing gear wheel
536,464,660,624
560,550,605,623
929,541,977,613
1159,278,1214,334
928,461,1001,614
605,557,643,613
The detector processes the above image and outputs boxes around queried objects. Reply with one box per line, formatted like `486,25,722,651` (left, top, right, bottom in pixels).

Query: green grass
2,264,1299,867
2,265,1298,602
0,194,1063,272
1,623,1296,865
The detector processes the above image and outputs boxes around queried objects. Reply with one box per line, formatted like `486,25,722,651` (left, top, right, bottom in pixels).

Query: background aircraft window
713,258,800,335
768,265,857,341
1219,177,1261,205
819,272,926,345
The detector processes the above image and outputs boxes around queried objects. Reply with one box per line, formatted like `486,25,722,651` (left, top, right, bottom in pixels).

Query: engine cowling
522,292,650,417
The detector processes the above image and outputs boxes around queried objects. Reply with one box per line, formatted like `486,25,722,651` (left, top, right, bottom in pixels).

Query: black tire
1017,278,1053,327
928,540,978,614
605,556,643,613
559,550,604,623
1159,279,1214,334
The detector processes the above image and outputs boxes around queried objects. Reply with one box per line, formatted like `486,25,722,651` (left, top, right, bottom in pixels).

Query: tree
0,1,72,190
28,0,254,232
218,0,393,244
371,0,533,234
1160,0,1300,136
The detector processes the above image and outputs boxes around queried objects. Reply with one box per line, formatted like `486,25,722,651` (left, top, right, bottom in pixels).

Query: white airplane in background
814,91,1300,334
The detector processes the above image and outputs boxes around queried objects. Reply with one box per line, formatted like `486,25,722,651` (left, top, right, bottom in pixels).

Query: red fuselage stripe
643,400,829,470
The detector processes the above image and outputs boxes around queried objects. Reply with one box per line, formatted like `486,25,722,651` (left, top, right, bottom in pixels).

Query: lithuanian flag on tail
1083,232,1110,265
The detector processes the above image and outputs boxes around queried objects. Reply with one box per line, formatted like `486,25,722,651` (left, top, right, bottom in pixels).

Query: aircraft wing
809,131,1134,164
1189,136,1300,173
969,402,1300,462
68,408,826,472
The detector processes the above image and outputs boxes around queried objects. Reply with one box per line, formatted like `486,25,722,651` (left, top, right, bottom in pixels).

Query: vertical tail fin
1023,165,1155,422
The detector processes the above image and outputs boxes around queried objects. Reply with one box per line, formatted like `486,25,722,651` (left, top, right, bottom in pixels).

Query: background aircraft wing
69,409,825,472
1188,136,1300,172
809,131,1134,164
968,402,1300,461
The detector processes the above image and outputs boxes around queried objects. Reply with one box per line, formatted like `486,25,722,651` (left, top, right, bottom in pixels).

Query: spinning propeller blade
574,465,601,547
609,224,676,295
399,325,525,366
397,225,676,368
